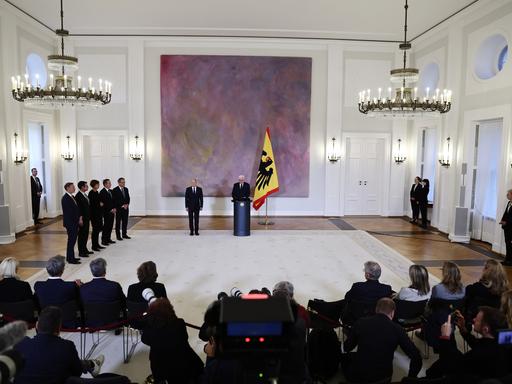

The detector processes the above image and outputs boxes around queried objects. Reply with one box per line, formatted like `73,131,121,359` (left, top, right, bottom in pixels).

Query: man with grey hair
273,281,310,327
80,258,126,311
344,261,393,302
231,175,251,201
34,256,80,309
499,189,512,266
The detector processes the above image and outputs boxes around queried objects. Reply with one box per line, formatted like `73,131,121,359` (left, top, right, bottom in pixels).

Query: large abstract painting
161,55,311,197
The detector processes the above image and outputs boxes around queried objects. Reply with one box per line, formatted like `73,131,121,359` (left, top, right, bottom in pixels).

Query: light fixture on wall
61,135,74,161
394,139,407,164
10,0,112,109
327,137,341,163
13,133,28,165
439,137,451,167
129,135,144,161
357,0,452,118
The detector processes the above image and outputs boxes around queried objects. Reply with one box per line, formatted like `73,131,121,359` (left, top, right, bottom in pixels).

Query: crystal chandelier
10,0,112,109
358,0,452,118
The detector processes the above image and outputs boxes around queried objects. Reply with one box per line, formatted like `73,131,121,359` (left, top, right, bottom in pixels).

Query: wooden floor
1,216,510,283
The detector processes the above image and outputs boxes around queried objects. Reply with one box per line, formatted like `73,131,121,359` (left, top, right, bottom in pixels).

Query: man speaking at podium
231,175,251,201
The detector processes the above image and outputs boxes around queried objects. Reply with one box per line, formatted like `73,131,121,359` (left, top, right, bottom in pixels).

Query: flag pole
258,197,274,226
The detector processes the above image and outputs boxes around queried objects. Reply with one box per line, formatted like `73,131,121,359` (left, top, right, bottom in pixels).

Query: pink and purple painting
160,55,311,197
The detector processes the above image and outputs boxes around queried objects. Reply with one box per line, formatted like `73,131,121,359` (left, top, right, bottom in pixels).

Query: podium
233,200,251,236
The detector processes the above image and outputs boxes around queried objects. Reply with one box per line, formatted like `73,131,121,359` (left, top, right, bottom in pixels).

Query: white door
81,135,125,183
344,137,385,215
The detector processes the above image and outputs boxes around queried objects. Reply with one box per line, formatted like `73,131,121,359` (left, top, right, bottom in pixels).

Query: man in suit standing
499,189,512,266
75,181,93,258
30,168,43,225
61,182,81,264
409,176,422,224
112,177,131,241
99,179,116,246
231,175,251,201
88,180,104,252
185,178,203,236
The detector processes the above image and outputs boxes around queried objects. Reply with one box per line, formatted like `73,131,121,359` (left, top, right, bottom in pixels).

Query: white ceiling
8,0,478,41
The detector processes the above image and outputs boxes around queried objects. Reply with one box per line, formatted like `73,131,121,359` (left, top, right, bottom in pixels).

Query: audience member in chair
141,298,203,384
341,298,422,383
0,257,34,303
127,261,167,303
466,260,509,314
426,307,510,382
80,258,126,307
501,290,512,327
13,306,105,384
34,256,80,308
397,264,431,301
344,261,393,302
431,261,465,300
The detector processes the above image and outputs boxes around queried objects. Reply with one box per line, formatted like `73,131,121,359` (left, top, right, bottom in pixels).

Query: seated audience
273,280,310,326
431,261,465,300
80,258,126,306
466,260,509,314
344,261,393,302
13,306,105,384
397,264,431,301
141,298,203,384
426,307,510,382
501,289,512,327
127,261,167,302
0,257,34,303
34,255,80,308
341,298,422,383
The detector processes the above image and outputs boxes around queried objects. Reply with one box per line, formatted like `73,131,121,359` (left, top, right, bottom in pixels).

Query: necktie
240,183,242,189
108,189,112,198
84,192,89,203
121,188,125,198
193,187,196,194
508,202,511,213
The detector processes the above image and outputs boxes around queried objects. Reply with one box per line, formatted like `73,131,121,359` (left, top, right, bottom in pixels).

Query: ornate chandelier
358,0,452,118
10,0,112,108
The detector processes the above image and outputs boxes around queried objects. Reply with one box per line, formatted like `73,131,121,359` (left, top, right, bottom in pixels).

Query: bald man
231,175,251,201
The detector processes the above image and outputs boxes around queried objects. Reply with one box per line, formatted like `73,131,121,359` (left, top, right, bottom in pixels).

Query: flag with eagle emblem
253,127,279,210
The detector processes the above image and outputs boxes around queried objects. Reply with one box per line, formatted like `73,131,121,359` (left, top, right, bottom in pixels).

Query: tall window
419,128,437,203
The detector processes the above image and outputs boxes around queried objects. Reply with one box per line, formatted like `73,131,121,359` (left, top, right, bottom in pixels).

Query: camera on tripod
0,321,28,383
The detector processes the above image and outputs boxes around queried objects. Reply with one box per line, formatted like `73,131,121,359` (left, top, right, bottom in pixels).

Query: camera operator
426,307,510,382
0,321,27,384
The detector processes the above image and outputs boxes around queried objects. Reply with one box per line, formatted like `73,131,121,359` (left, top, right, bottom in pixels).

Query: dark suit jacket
344,313,422,382
61,194,80,229
231,182,251,201
88,190,103,225
74,192,90,222
0,277,33,303
410,183,422,200
344,280,393,302
185,186,203,210
418,185,429,204
502,201,512,230
80,277,126,308
127,281,167,302
112,186,130,209
14,334,82,384
30,176,43,199
99,188,115,214
34,279,80,308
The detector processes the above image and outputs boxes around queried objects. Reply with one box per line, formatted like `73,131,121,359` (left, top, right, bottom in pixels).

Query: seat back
342,300,377,326
126,300,148,329
59,300,82,328
0,300,36,323
83,301,124,328
307,299,343,328
394,299,428,321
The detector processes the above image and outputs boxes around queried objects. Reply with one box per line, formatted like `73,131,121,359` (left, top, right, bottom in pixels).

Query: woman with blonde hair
0,257,34,302
501,290,512,327
431,261,465,300
397,264,431,301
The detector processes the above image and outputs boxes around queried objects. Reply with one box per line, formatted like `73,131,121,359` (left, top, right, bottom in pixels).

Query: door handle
359,181,362,185
364,181,367,186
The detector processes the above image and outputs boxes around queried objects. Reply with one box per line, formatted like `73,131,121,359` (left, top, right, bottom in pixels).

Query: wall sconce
13,133,28,165
129,135,144,161
439,136,451,168
327,137,341,163
394,138,407,164
61,135,75,161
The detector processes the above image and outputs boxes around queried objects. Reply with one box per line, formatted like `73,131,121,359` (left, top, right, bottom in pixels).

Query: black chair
0,300,37,324
423,298,464,351
125,300,148,362
65,375,131,384
394,299,429,358
341,299,377,327
307,299,343,329
82,301,126,361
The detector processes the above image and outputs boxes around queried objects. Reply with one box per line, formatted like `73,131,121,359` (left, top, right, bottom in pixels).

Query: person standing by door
419,179,430,229
30,168,43,225
185,178,203,236
499,189,512,266
99,179,116,246
409,176,422,224
112,177,131,241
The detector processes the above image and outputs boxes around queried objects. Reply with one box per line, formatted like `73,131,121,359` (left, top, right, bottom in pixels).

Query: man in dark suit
500,189,512,266
185,178,203,236
99,179,116,246
341,298,422,383
80,258,126,308
30,168,43,225
231,175,251,201
34,256,80,309
75,181,93,258
88,180,104,252
344,261,393,302
409,176,422,224
112,177,131,241
14,306,105,384
61,182,81,264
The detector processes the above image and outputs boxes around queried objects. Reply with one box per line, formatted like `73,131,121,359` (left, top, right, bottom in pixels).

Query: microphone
0,321,28,353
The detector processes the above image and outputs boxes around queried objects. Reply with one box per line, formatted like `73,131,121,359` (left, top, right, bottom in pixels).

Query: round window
25,53,47,88
474,34,508,80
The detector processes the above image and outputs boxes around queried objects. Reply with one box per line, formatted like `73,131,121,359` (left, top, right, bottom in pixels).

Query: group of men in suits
61,177,131,264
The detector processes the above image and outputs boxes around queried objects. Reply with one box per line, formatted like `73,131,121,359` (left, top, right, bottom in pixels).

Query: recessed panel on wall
160,55,312,197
